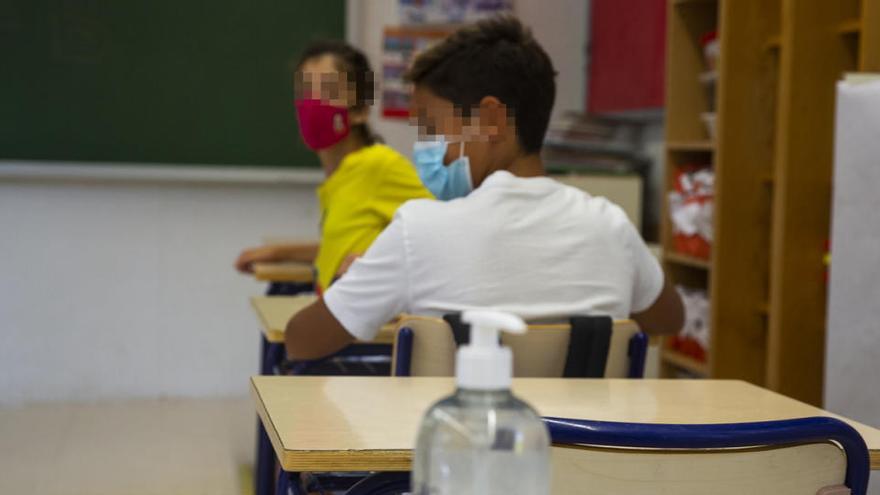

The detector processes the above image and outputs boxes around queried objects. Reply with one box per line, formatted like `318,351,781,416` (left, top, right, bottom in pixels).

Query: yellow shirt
314,143,434,291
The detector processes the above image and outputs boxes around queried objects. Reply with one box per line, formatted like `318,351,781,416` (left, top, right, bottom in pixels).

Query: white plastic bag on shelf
696,199,713,243
669,168,715,243
676,286,711,351
669,191,699,236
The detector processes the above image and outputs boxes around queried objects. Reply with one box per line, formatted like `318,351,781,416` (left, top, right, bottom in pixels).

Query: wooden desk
252,262,314,283
250,296,397,345
251,376,880,473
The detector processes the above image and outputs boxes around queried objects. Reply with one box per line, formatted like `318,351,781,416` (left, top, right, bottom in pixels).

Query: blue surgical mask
413,136,473,201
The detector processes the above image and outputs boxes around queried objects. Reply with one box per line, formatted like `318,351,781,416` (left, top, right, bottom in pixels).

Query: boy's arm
284,218,409,360
622,215,685,336
284,298,354,360
631,277,685,336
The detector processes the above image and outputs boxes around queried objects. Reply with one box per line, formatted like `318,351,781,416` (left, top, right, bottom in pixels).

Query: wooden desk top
251,376,880,473
252,262,315,283
250,296,396,345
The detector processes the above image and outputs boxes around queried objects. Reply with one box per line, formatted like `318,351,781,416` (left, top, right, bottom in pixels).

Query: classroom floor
0,397,254,495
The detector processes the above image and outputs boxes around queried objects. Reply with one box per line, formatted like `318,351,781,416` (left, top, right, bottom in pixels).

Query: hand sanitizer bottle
412,310,551,494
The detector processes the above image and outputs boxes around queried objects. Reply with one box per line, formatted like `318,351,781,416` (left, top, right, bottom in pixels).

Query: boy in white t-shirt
284,16,684,360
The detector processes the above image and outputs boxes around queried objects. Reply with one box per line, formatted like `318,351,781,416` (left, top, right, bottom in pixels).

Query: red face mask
294,98,350,151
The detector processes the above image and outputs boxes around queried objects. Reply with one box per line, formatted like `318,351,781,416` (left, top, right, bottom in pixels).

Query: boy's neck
317,134,367,177
505,153,545,178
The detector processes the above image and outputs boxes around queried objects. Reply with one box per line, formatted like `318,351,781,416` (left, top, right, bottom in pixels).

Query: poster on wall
383,0,512,118
399,0,513,25
381,27,451,118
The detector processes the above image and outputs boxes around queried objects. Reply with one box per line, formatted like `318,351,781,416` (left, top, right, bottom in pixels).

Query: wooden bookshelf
664,252,711,270
661,0,880,404
862,0,880,70
836,18,862,35
666,140,716,152
661,349,709,377
763,35,782,51
660,0,720,380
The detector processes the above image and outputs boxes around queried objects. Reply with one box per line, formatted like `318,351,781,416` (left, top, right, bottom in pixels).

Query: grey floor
2,387,876,494
0,397,253,495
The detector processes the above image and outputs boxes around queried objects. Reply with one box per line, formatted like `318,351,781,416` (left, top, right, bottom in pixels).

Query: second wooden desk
250,296,397,345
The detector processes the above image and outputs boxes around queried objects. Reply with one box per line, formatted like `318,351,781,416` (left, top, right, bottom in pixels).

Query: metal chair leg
344,472,411,495
276,470,309,495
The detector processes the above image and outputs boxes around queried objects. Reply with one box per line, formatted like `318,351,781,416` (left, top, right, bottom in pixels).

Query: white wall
825,81,880,428
516,0,588,118
0,169,320,404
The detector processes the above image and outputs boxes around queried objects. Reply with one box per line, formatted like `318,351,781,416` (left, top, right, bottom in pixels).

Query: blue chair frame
393,325,649,378
544,415,870,495
322,416,869,495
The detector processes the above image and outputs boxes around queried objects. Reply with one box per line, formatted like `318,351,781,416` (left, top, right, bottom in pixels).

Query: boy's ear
475,96,507,141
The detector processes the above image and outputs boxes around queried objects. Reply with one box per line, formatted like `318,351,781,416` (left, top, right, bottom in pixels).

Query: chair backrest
391,316,457,378
391,315,646,378
544,416,869,495
336,417,868,495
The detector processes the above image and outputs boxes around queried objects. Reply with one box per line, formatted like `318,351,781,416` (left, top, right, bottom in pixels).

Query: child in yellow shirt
235,40,432,291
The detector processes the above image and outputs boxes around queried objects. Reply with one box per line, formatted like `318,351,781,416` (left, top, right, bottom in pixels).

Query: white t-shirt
324,171,664,341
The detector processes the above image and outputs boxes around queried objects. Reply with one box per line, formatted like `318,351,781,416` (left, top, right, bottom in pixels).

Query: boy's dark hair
295,39,380,145
404,16,556,154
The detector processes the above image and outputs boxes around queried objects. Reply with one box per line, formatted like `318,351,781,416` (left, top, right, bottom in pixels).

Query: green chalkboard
0,0,345,168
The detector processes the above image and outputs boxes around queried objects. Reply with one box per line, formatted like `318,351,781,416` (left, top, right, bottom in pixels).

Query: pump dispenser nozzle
456,310,527,390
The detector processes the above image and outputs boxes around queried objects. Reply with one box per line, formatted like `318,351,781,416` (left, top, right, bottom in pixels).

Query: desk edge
250,297,285,344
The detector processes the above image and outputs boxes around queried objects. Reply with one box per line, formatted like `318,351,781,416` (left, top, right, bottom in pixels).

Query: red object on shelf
668,336,707,363
588,0,667,113
699,30,718,47
674,234,711,260
699,30,719,71
670,164,713,260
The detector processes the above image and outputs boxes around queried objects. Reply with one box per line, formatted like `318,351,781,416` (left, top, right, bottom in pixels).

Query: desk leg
256,335,285,495
256,279,299,495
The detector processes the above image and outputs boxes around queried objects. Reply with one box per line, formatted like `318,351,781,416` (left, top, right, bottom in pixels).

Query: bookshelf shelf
664,252,711,270
764,35,782,51
661,349,709,377
837,18,862,35
666,140,716,152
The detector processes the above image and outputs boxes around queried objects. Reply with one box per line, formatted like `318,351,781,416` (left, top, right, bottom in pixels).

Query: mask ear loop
458,139,473,188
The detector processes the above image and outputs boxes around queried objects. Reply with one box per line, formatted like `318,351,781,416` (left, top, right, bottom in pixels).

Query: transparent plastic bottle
411,310,551,495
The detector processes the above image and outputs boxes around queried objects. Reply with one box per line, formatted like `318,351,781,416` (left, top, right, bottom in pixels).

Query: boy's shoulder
393,193,483,230
395,176,635,234
396,195,457,218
